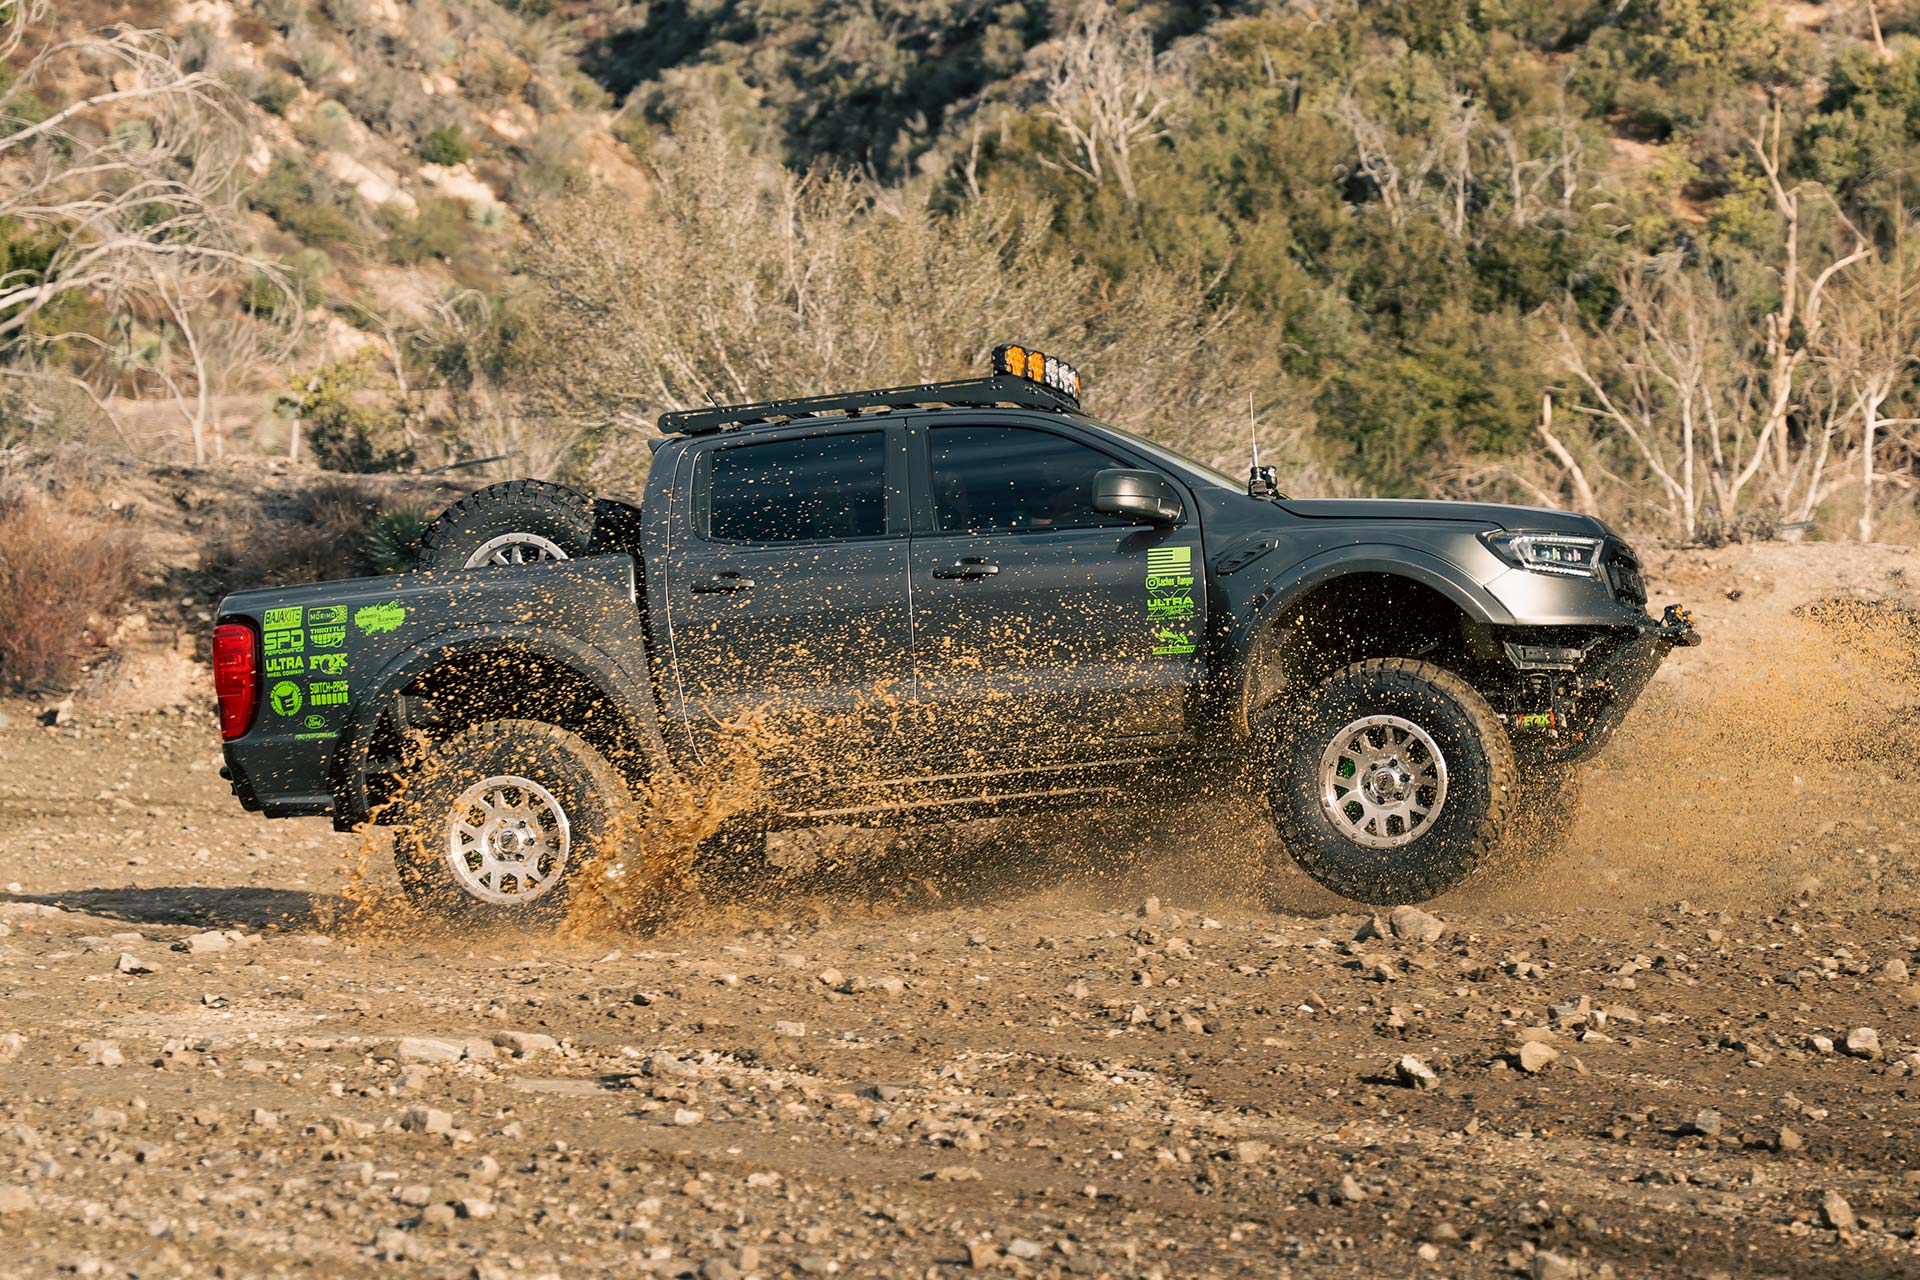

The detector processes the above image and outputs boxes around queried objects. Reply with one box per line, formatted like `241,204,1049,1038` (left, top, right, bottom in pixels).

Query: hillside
3,1,1920,543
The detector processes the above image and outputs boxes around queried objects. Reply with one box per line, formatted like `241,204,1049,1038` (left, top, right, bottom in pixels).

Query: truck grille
1605,544,1646,605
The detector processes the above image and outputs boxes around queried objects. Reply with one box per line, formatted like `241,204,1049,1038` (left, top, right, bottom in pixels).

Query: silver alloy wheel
445,774,570,904
1317,714,1449,849
464,532,570,568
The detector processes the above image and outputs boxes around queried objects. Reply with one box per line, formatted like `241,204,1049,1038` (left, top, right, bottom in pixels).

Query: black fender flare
330,625,669,826
1224,543,1514,735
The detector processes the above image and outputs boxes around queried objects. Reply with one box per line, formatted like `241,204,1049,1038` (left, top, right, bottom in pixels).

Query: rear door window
699,431,888,543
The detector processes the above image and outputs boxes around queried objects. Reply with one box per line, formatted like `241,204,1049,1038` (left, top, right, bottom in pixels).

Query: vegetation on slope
3,0,1920,543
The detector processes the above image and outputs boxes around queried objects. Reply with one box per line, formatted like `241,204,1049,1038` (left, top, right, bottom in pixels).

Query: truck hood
1276,497,1605,536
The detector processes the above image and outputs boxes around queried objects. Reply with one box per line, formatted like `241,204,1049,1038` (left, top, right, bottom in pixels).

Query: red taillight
213,623,259,741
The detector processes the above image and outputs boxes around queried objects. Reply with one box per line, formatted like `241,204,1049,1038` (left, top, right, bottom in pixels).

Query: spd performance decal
1145,545,1197,656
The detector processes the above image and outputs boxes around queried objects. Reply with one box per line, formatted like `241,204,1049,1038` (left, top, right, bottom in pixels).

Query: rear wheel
393,719,629,923
417,479,598,571
1265,659,1514,905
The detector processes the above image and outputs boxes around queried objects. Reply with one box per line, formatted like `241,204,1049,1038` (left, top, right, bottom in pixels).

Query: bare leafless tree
1554,111,1885,541
0,5,296,462
1038,7,1172,205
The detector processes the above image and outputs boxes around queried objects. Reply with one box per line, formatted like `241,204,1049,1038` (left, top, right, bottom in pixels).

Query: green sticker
310,625,346,648
308,652,347,676
354,601,407,636
269,680,303,717
262,606,303,632
1145,544,1196,655
302,713,328,731
265,655,304,677
263,630,304,657
308,680,349,707
1152,626,1197,656
308,605,347,627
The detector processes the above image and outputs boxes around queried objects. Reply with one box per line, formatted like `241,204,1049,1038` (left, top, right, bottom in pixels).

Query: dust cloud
317,570,1918,944
1480,594,1919,913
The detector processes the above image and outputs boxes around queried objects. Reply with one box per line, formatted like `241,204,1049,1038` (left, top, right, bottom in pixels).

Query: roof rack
656,373,1078,437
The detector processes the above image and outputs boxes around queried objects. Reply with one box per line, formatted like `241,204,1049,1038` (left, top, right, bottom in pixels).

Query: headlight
1480,530,1604,578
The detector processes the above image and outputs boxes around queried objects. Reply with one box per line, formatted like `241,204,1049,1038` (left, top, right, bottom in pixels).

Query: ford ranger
213,344,1698,918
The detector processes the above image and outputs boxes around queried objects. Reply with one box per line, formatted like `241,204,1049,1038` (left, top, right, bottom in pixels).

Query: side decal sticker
1145,545,1197,656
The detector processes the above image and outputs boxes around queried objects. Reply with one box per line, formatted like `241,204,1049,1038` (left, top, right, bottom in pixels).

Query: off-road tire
1266,658,1515,905
418,479,599,571
393,719,629,923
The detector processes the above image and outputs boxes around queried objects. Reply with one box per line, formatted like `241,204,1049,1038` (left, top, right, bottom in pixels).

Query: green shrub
417,124,469,166
282,354,418,474
252,72,301,116
243,249,328,317
247,155,363,248
363,508,428,574
378,197,469,265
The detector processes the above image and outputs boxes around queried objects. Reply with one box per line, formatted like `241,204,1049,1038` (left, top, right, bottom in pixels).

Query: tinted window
929,426,1131,534
702,431,887,543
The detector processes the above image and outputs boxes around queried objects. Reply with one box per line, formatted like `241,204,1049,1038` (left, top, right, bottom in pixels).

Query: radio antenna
1248,392,1260,473
1246,392,1280,499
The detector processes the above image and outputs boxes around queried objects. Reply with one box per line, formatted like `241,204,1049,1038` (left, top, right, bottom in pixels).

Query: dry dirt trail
0,544,1916,1280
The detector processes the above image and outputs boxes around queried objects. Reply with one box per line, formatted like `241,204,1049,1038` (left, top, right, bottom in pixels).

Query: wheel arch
331,627,666,826
1231,547,1512,735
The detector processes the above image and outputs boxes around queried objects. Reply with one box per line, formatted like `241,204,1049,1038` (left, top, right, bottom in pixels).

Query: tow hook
1654,604,1702,648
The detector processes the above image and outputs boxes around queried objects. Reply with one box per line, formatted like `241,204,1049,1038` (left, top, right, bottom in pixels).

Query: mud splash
1482,592,1920,911
319,574,1920,939
562,717,772,937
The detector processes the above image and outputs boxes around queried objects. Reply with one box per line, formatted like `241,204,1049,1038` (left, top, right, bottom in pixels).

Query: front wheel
1265,659,1515,905
393,719,630,923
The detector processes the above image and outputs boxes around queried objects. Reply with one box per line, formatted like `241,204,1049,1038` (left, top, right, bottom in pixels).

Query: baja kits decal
1145,545,1197,656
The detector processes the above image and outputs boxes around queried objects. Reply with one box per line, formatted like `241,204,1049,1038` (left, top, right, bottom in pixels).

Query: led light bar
993,343,1080,405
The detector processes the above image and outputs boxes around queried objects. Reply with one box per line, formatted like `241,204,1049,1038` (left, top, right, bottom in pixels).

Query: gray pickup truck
213,346,1697,918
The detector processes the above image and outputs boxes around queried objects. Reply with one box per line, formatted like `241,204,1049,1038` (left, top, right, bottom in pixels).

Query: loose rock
401,1107,454,1135
1387,905,1445,943
1396,1054,1439,1090
395,1037,465,1064
1843,1027,1882,1060
1516,1042,1560,1074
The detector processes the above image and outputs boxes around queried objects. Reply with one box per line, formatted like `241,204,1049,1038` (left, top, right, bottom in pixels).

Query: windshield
1073,415,1243,492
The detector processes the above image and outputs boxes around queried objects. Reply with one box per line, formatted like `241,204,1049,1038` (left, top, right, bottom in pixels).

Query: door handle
691,571,755,593
933,557,999,580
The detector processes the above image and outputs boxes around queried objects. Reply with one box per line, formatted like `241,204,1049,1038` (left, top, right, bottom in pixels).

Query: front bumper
1502,605,1698,764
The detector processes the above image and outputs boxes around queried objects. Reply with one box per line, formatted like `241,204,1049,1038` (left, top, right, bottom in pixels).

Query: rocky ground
0,543,1917,1279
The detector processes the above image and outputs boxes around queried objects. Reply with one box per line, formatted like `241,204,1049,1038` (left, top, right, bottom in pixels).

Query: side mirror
1093,468,1183,525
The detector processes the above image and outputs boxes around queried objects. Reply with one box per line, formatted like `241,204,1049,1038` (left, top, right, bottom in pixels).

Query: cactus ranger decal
1145,545,1197,656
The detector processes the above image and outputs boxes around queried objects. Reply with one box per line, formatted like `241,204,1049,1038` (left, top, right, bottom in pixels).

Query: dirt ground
1,542,1917,1280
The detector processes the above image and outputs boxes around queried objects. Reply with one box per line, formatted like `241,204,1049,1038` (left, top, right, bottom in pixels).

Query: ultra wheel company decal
1145,545,1197,656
